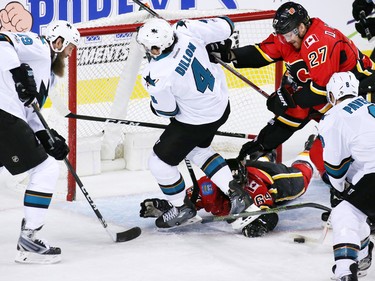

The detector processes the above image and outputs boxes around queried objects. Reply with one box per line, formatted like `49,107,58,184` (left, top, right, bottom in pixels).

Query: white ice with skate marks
0,167,374,281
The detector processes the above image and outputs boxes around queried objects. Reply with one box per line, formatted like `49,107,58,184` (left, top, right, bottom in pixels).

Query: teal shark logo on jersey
144,72,158,87
176,20,187,29
38,81,50,107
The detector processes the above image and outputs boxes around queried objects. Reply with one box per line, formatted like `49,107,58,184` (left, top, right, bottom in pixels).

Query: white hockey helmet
44,20,80,52
136,18,174,57
326,71,359,106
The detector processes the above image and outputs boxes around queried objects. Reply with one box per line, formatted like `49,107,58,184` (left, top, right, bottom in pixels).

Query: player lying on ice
140,135,316,237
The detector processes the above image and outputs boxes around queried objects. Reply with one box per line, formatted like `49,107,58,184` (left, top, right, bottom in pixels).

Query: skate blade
358,269,367,278
157,215,202,231
15,250,61,264
330,270,367,280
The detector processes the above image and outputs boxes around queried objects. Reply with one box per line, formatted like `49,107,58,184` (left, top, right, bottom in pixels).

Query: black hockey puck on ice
294,237,305,243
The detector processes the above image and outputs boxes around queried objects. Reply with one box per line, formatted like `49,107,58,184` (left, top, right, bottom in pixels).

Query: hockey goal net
47,9,283,201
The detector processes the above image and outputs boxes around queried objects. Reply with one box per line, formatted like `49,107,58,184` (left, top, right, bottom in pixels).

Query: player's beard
51,52,66,77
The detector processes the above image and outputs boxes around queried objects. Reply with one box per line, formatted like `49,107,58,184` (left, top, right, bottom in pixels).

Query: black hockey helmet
273,2,311,34
226,158,248,185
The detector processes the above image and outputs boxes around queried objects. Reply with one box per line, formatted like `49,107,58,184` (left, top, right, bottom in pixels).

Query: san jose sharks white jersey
318,96,375,191
141,17,233,125
0,31,51,132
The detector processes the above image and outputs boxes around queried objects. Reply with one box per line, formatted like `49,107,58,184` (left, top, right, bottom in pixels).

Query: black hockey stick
200,202,331,224
133,0,161,18
132,0,271,99
212,55,270,98
184,159,200,204
66,112,255,139
32,103,141,242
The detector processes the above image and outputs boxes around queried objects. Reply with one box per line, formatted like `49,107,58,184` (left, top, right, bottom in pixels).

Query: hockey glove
267,87,296,116
226,158,247,185
10,63,41,107
352,0,374,21
36,129,70,160
140,198,173,218
242,213,279,238
238,140,264,161
205,39,233,63
355,18,375,39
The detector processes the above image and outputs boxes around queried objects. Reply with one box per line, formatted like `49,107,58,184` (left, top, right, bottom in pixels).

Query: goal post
50,9,283,201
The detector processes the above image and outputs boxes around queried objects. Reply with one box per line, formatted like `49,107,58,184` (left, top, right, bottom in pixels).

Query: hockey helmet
226,158,248,186
273,2,310,34
136,18,175,57
326,71,359,106
44,20,80,52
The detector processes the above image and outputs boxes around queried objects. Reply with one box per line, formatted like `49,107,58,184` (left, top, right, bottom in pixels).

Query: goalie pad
242,213,279,237
230,203,261,231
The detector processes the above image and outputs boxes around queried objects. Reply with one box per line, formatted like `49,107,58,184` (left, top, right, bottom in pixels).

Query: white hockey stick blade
290,224,330,245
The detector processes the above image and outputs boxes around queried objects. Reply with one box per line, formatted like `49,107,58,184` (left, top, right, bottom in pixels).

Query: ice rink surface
0,125,373,281
1,164,373,281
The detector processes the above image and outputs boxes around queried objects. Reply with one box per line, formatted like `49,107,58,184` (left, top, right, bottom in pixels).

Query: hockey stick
212,55,270,98
66,112,255,139
133,0,161,18
184,159,200,204
290,212,331,244
200,202,331,224
32,103,141,243
132,0,270,99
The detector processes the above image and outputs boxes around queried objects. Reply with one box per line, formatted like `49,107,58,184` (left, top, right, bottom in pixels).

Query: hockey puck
293,237,305,243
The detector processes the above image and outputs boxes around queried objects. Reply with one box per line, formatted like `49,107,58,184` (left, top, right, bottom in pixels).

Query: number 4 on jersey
192,58,215,93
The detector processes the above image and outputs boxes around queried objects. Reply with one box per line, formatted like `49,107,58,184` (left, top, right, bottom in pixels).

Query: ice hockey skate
291,134,318,177
15,219,61,264
332,263,358,281
155,198,202,229
357,241,373,277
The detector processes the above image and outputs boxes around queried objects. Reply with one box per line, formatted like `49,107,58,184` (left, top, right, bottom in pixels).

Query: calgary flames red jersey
300,18,374,90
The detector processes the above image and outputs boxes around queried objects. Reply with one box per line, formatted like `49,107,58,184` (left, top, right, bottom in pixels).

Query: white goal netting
45,9,280,199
